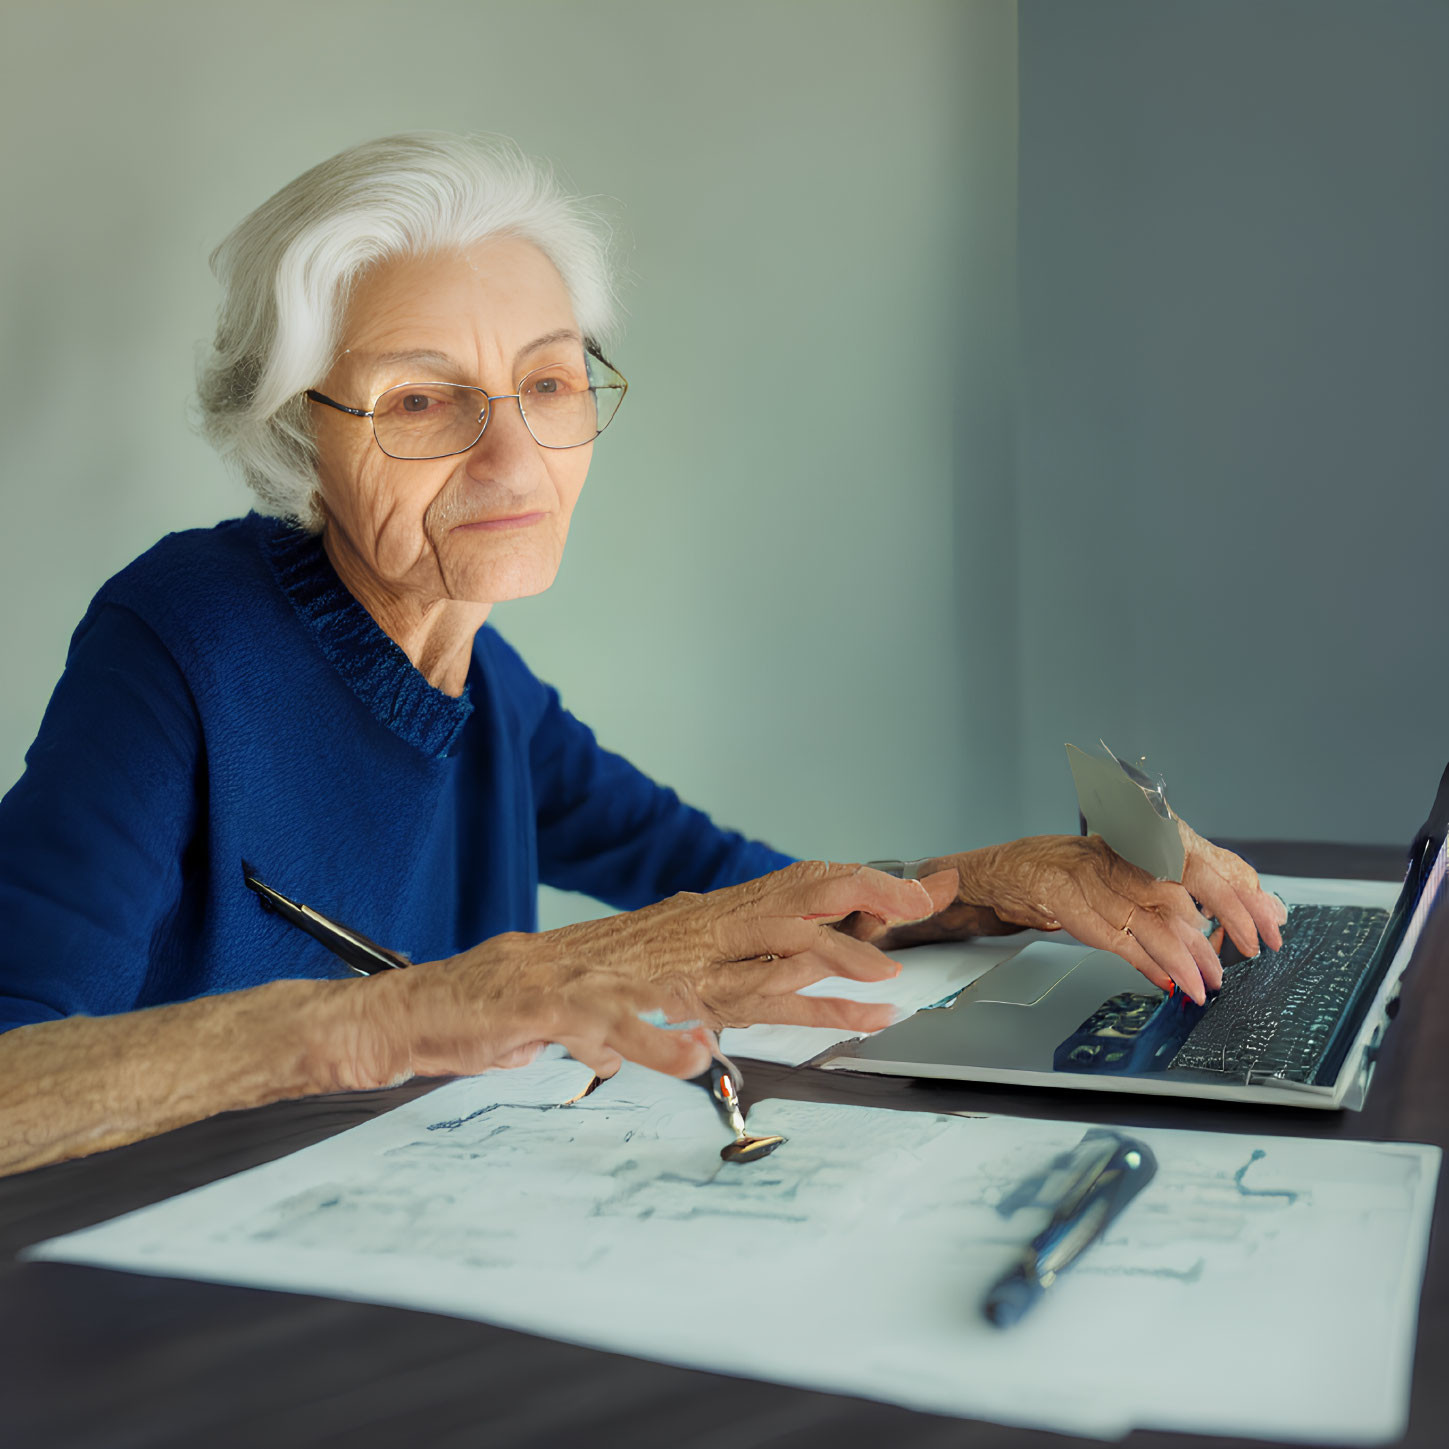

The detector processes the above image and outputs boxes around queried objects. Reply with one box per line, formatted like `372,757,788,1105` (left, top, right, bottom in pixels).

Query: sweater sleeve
0,603,201,1034
527,683,794,911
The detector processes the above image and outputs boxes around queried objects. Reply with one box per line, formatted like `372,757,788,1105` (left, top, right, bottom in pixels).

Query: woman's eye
402,394,434,413
532,378,559,395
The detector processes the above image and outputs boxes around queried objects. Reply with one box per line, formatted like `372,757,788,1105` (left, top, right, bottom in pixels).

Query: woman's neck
322,528,490,698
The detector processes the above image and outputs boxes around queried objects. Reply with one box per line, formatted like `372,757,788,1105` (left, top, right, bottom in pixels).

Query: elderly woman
0,135,1283,1177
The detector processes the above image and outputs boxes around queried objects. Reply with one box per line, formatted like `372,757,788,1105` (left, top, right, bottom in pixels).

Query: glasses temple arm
304,389,372,418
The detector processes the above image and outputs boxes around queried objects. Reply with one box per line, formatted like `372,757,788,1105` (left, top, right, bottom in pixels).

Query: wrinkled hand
1173,816,1287,961
839,825,1288,1006
347,862,939,1089
933,824,1287,1005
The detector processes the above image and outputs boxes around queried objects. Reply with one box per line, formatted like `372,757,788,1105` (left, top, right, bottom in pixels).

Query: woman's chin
444,552,563,605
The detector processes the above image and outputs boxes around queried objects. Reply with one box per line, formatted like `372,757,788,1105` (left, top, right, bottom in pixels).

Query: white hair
197,132,620,530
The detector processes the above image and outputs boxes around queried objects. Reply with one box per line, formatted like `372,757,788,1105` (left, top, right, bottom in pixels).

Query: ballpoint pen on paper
984,1129,1158,1328
698,1055,785,1163
578,1036,787,1163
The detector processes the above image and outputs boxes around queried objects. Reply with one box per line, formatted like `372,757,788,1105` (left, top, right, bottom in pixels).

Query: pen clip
1031,1132,1157,1279
1046,1134,1124,1223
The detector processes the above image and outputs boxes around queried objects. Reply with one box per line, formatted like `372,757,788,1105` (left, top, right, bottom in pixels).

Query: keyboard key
1167,904,1388,1082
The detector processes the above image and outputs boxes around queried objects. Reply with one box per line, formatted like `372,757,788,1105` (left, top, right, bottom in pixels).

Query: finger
801,927,904,983
1238,882,1286,953
1122,909,1208,1005
1101,929,1176,995
1184,834,1284,952
494,1041,546,1069
564,1014,713,1080
1098,848,1210,935
1209,924,1226,954
556,1040,623,1080
918,868,958,915
1144,879,1212,934
705,937,901,1017
831,909,886,943
708,951,838,999
1172,914,1222,992
1197,835,1268,900
1190,862,1263,959
724,911,828,962
768,862,937,927
1056,858,1171,945
724,992,897,1033
718,924,903,990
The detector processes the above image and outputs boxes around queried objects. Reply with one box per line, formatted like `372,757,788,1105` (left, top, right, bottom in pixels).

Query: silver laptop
823,764,1449,1110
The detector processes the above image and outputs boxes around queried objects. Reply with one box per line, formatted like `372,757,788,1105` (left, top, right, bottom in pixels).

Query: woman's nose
464,394,544,476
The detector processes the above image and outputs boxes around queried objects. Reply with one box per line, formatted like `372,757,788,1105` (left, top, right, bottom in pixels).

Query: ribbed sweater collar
257,514,474,759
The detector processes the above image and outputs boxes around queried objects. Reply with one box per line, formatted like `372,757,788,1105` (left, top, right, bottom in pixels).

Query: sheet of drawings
721,874,1406,1067
28,1058,1438,1444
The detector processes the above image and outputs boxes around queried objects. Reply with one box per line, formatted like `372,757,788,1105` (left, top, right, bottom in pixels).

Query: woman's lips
453,511,546,533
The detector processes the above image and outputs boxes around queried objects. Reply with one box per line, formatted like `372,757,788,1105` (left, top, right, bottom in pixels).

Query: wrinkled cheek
316,441,373,515
553,454,591,528
358,467,450,577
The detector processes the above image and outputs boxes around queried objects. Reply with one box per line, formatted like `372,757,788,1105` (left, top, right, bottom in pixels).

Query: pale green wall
6,0,1437,920
1015,0,1449,846
0,2,1021,929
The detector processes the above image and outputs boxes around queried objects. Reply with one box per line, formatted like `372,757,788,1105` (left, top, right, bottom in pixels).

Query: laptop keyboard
1167,903,1388,1083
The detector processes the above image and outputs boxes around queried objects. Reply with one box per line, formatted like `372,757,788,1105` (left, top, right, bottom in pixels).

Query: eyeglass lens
370,356,626,459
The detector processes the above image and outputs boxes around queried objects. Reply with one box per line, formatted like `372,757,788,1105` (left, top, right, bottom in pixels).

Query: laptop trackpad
844,941,1153,1072
955,941,1101,1006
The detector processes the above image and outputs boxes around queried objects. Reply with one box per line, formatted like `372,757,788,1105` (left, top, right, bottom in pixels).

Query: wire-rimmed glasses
305,346,627,459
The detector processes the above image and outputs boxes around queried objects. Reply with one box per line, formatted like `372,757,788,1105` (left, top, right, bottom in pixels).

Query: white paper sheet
27,1061,1438,1444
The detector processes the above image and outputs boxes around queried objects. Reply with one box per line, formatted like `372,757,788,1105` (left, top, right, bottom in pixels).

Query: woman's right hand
0,865,945,1179
344,861,946,1088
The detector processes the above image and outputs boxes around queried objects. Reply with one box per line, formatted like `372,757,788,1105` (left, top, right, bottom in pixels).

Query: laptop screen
1395,832,1447,972
1312,763,1449,1085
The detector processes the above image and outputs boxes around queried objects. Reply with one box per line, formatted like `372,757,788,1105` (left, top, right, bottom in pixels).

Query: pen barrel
982,1265,1042,1328
982,1134,1158,1329
1034,1192,1116,1278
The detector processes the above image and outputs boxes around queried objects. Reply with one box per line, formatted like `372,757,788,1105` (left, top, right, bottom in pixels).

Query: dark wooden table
2,843,1444,1449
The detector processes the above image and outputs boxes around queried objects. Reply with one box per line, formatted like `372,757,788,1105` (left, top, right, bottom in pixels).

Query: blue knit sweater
0,514,791,1034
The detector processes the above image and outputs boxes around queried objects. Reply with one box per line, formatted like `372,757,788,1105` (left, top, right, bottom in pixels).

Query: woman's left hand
1172,816,1287,960
839,822,1288,1006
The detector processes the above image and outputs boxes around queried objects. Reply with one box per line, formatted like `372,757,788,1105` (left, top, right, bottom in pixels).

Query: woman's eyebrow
514,328,581,366
360,332,581,377
365,348,462,374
